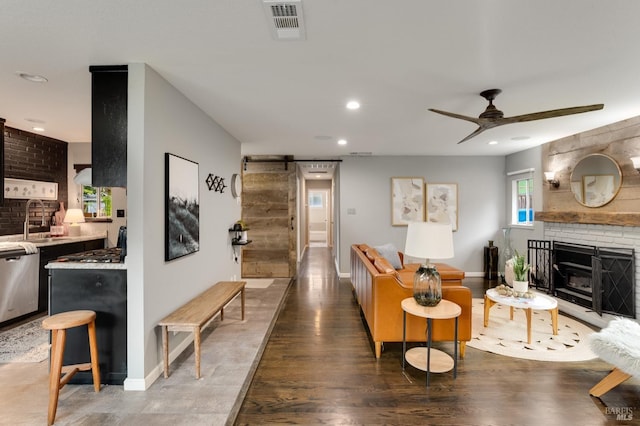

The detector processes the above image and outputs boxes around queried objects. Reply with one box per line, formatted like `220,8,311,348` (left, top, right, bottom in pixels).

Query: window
512,177,533,226
82,185,112,219
309,193,323,208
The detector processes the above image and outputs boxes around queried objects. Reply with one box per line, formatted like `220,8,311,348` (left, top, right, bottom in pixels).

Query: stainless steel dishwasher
0,249,40,322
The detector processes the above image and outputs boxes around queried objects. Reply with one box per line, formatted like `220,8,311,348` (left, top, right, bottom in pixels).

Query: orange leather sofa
350,243,472,359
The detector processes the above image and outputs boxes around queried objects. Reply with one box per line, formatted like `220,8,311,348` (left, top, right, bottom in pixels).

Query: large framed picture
165,153,200,261
426,183,458,231
391,177,425,226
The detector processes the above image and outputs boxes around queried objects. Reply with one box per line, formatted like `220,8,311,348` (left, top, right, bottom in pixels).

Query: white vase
513,280,529,293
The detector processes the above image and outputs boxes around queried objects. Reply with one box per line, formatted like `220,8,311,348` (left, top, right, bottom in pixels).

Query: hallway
235,247,637,425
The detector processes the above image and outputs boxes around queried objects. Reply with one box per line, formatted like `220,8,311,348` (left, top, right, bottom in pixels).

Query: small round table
401,298,461,387
484,288,558,344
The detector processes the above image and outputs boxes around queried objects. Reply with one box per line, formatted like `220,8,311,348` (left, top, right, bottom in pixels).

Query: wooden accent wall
539,115,640,226
241,159,296,278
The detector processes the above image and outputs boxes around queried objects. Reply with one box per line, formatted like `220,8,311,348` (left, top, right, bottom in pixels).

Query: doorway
308,189,329,247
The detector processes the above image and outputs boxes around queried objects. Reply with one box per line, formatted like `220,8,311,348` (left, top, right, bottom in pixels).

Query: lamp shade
63,208,85,224
404,221,454,261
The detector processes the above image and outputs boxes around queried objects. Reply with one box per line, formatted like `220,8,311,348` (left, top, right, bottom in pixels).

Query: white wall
125,64,241,389
67,142,127,247
338,155,506,275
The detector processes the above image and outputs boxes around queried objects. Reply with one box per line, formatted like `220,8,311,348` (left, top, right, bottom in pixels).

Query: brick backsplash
544,222,640,319
1,126,67,236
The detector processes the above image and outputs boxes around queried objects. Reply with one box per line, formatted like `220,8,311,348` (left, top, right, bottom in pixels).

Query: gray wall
504,145,544,255
338,155,506,275
125,64,241,389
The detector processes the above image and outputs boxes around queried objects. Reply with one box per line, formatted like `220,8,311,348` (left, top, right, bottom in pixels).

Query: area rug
0,318,49,363
244,278,274,289
467,298,598,362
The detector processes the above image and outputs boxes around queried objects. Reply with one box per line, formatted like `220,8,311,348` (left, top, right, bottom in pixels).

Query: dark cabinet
38,239,105,311
49,268,127,385
89,65,128,188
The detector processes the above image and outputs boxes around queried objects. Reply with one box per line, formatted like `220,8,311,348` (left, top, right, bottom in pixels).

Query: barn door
241,158,297,278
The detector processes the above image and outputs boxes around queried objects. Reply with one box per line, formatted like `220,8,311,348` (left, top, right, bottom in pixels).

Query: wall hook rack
206,173,227,193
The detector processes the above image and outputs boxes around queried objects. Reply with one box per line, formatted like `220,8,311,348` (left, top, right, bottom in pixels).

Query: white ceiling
2,0,640,161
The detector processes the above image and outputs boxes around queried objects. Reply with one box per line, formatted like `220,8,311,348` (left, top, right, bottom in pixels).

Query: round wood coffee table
484,288,558,344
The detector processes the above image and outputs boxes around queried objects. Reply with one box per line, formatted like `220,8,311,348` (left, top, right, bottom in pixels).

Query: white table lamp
404,222,454,306
63,208,85,237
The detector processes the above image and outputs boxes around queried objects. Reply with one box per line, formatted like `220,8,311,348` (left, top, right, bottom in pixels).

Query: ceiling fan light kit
429,89,604,144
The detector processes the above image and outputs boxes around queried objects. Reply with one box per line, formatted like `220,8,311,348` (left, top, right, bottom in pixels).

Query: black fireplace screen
528,240,635,318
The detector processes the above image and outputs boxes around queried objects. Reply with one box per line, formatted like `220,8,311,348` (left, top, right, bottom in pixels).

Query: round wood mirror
570,153,622,207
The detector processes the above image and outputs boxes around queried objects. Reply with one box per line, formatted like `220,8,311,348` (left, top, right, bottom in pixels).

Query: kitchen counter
0,233,108,248
46,261,126,270
30,234,108,247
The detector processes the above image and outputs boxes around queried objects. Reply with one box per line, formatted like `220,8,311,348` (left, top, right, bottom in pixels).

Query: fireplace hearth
529,240,635,318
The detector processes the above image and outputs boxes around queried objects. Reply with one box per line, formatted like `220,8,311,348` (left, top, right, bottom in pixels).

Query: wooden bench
158,280,246,379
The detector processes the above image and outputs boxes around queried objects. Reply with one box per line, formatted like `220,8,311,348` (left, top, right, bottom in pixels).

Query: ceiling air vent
263,0,306,40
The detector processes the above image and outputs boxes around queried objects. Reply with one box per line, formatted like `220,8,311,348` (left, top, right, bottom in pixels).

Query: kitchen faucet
24,199,46,240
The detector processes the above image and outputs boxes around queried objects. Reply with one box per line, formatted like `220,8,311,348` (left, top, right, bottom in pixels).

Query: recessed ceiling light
32,127,45,132
315,175,322,179
17,72,48,83
346,101,360,110
488,140,498,145
338,139,347,145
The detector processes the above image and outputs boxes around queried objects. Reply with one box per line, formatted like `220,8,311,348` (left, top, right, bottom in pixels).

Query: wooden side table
401,298,461,386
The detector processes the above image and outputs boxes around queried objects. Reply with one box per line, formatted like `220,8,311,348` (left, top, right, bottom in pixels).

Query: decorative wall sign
205,173,227,193
165,153,200,261
4,178,58,200
426,182,458,231
391,177,425,226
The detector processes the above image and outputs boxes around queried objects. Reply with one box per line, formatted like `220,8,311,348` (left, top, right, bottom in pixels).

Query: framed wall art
165,153,200,261
391,177,425,226
426,182,458,231
4,178,58,200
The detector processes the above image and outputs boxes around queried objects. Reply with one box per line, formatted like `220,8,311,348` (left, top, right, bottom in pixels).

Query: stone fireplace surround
544,222,640,328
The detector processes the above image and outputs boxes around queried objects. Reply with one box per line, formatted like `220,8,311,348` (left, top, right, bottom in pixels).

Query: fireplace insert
551,241,635,317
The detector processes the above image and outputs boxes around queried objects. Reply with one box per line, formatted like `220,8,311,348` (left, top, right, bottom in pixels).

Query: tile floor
0,278,290,425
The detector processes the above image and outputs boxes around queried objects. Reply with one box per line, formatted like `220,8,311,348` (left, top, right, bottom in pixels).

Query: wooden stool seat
42,310,101,425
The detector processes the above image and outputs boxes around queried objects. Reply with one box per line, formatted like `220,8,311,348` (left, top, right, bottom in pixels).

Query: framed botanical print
426,182,458,231
391,177,425,226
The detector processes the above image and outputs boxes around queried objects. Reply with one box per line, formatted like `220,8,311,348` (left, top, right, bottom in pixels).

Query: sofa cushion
364,247,381,262
374,256,396,274
374,243,403,269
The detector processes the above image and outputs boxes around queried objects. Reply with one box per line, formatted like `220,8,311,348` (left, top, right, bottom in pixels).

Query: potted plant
511,250,530,293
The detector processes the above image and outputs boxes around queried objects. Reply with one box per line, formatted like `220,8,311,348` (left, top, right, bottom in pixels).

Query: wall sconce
630,156,640,172
544,171,560,188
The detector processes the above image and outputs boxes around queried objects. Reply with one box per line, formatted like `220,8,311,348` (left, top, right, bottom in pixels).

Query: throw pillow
375,243,403,269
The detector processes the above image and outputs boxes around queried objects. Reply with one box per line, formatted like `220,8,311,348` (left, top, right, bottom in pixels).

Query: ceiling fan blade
428,108,481,125
500,104,604,125
457,126,487,144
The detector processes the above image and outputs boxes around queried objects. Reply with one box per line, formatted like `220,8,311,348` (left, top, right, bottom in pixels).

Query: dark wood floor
235,247,639,425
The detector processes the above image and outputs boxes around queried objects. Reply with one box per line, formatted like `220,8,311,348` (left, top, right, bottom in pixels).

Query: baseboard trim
123,325,200,391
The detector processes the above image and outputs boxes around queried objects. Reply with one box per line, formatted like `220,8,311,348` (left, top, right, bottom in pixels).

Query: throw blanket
0,241,38,254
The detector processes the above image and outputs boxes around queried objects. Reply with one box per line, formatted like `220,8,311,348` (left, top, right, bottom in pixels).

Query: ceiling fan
429,89,604,144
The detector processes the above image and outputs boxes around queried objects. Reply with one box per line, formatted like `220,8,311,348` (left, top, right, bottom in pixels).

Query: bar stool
42,310,101,425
